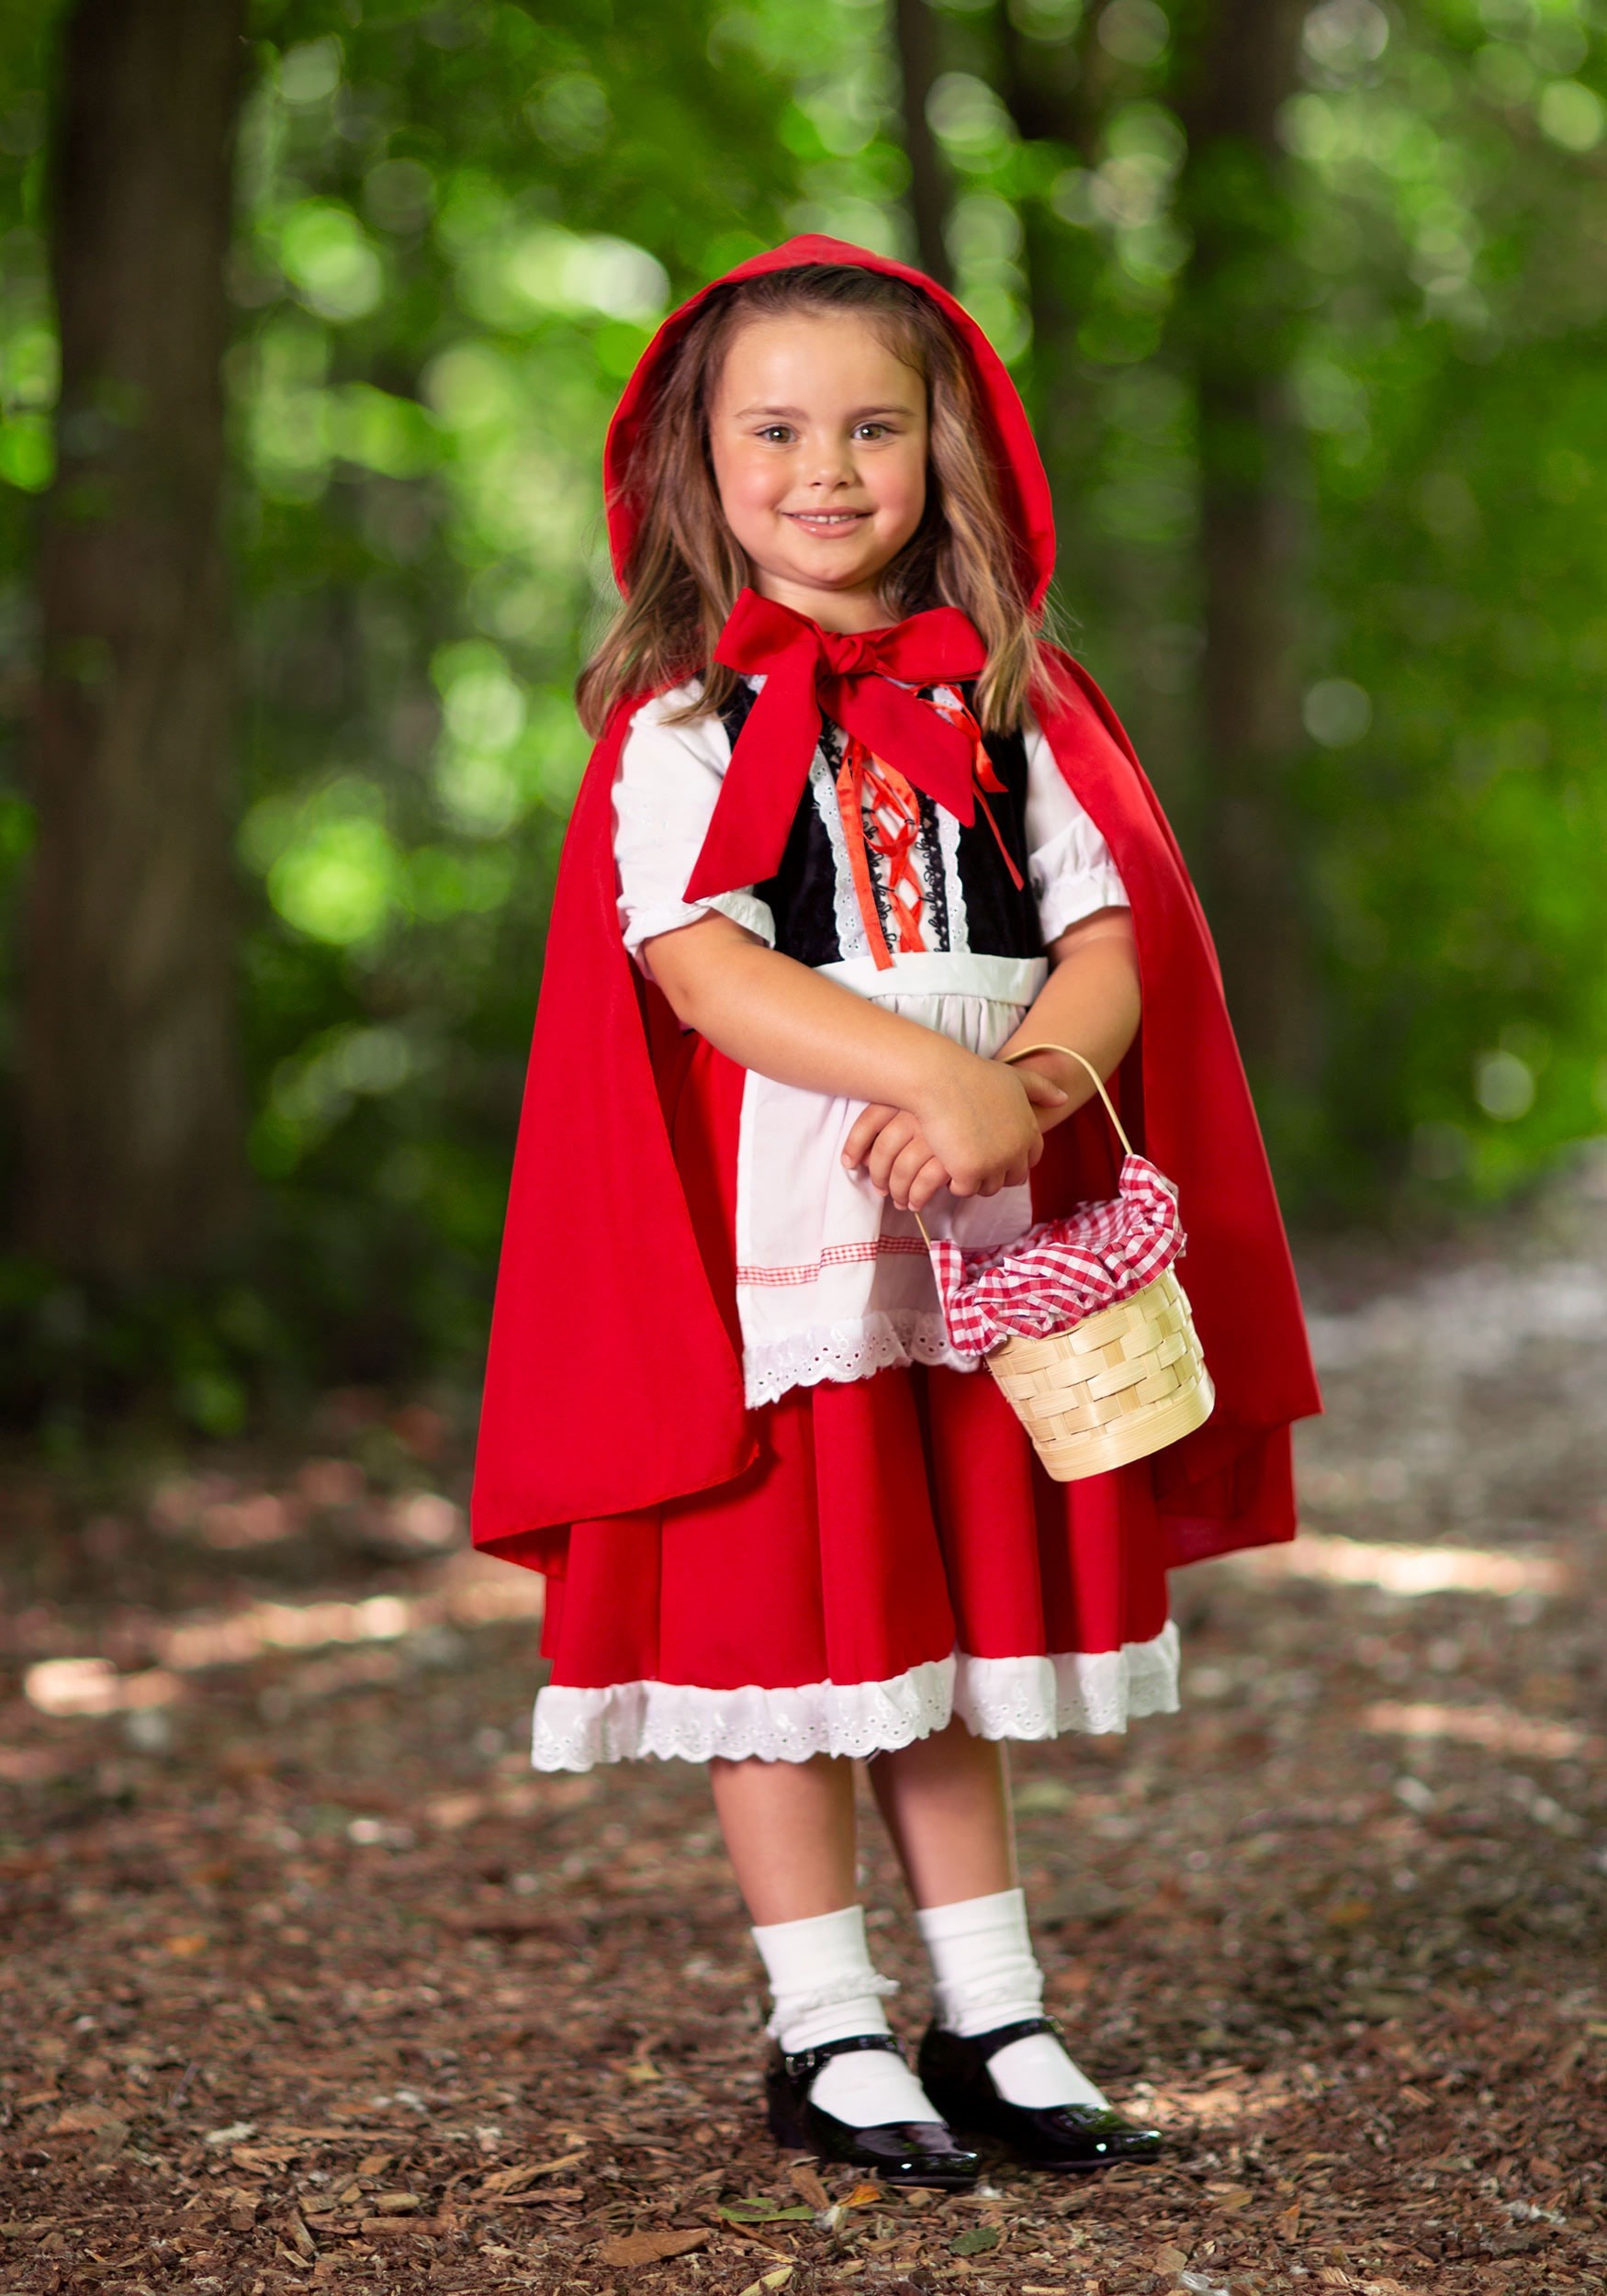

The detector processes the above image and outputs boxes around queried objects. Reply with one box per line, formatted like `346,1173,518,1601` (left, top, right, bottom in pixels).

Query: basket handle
906,1042,1128,1248
1003,1042,1133,1158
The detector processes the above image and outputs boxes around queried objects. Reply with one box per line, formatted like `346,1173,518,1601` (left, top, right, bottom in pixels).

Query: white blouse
613,679,1129,1408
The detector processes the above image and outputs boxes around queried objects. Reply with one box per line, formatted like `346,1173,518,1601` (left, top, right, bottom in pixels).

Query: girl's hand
916,1058,1066,1199
845,1061,1067,1210
841,1105,951,1212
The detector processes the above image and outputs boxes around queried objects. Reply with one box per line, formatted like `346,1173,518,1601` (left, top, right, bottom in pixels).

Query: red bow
683,589,988,903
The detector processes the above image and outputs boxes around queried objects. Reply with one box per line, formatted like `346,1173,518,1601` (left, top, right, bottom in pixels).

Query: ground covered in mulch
3,1154,1606,2296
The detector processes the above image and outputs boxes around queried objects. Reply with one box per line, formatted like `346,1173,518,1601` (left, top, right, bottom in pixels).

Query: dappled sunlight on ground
2,1165,1605,2291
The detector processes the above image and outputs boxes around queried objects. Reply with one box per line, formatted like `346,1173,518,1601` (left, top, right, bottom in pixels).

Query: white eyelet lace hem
530,1622,1179,1772
742,1309,976,1410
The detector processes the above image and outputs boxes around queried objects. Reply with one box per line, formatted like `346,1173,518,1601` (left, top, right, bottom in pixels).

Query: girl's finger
907,1157,950,1213
842,1103,900,1168
1014,1066,1071,1107
888,1136,933,1207
867,1119,919,1192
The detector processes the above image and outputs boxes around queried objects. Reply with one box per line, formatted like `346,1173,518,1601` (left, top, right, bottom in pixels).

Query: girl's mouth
785,511,872,536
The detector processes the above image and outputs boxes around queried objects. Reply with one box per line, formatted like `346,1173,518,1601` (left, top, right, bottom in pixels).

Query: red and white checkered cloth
929,1153,1185,1358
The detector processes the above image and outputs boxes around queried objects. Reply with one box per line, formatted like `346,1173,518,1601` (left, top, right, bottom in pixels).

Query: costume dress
468,237,1322,1773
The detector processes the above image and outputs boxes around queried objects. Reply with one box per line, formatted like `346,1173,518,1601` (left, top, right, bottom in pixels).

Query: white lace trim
953,1622,1181,1740
531,1624,1179,1772
935,761,972,952
533,1655,956,1771
814,743,871,962
742,1307,979,1410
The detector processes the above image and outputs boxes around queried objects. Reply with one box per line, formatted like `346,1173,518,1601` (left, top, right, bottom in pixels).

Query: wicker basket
932,1042,1213,1483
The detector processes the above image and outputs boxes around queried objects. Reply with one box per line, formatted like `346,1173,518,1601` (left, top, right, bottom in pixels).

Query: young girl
472,238,1319,2185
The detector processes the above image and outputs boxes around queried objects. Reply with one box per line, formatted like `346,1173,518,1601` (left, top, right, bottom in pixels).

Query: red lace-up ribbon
835,739,926,970
833,692,1027,970
683,589,988,904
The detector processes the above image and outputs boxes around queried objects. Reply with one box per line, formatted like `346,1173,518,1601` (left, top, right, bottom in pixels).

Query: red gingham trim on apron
736,1235,928,1289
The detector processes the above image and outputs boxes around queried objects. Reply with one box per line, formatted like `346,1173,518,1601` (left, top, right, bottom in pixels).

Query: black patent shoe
917,2016,1163,2172
765,2033,981,2189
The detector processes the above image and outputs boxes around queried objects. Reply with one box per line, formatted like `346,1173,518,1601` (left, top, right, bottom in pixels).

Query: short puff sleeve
612,683,776,976
1022,718,1129,943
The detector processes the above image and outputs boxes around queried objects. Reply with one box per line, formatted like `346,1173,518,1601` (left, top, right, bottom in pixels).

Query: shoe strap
967,2013,1063,2061
781,2032,905,2082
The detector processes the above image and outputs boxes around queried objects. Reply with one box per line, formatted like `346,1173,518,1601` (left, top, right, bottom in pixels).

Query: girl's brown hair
576,264,1049,737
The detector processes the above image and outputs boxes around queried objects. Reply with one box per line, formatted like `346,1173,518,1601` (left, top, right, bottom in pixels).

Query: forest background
0,0,1604,1439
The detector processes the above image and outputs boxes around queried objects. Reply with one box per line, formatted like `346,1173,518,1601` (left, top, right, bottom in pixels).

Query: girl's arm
642,914,1068,1199
844,909,1141,1210
996,907,1141,1119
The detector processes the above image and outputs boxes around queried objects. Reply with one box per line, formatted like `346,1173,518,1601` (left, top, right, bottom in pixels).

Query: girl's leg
866,1714,1016,1907
710,1753,943,2129
871,1717,1110,2110
709,1751,856,1922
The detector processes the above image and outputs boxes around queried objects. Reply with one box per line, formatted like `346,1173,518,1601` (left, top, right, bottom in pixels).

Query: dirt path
3,1157,1605,2294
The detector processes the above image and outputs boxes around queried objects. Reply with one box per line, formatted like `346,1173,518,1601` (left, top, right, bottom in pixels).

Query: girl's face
707,312,929,632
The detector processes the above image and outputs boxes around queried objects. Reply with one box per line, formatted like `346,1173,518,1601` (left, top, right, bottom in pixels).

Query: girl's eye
757,425,795,444
856,422,891,440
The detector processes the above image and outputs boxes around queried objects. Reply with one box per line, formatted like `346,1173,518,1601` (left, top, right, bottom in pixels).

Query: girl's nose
804,437,857,489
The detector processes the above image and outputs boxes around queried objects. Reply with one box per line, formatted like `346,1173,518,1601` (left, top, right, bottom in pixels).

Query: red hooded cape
470,236,1320,1578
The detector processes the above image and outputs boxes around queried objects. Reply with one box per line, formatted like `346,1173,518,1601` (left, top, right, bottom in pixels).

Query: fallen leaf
1275,2201,1302,2239
787,2163,829,2211
523,2148,588,2180
356,2216,450,2236
479,2162,538,2197
371,2192,423,2212
719,2201,813,2223
1154,2245,1190,2272
47,2108,118,2136
596,2227,710,2266
735,2271,794,2296
844,2182,883,2207
163,1932,209,1956
1325,1899,1372,1928
952,2225,1001,2256
1211,2184,1253,2212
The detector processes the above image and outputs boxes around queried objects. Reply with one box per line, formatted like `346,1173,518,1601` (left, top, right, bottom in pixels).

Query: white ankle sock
751,1905,939,2129
916,1887,1108,2110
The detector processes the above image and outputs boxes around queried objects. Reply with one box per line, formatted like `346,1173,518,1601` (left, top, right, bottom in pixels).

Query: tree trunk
891,0,953,287
1172,0,1309,1087
993,7,1102,559
20,0,247,1278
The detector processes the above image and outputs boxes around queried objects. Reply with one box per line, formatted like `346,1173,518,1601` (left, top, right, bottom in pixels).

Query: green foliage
0,0,1604,1420
921,0,1607,1208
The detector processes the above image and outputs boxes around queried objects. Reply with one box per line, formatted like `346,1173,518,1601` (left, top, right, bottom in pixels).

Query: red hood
602,235,1057,617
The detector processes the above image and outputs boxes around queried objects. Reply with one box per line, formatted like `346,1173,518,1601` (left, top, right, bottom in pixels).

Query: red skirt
532,1035,1177,1769
534,1360,1176,1769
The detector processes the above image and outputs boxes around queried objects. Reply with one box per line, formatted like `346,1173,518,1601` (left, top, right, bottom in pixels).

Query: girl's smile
785,509,872,535
709,312,929,632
